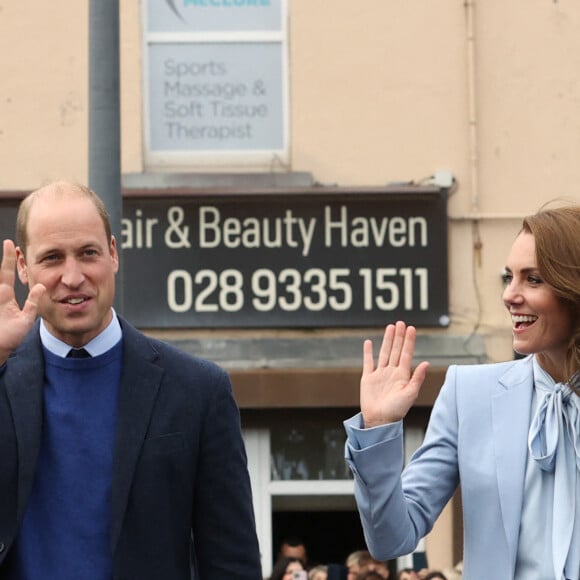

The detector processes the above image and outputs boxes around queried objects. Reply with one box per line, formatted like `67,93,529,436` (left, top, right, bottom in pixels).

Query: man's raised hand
0,240,45,363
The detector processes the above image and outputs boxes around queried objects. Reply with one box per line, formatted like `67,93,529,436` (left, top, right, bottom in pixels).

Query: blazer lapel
491,356,534,568
110,321,164,552
4,330,45,523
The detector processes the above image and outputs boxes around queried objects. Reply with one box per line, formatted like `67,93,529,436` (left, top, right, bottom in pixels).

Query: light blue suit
345,356,535,580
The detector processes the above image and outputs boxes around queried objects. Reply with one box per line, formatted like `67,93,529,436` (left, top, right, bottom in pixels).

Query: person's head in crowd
270,556,306,580
346,550,373,580
279,536,308,566
423,572,448,580
309,564,329,580
397,568,419,580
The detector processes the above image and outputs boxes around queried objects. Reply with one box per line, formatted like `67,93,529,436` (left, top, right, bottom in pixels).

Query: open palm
360,321,430,428
0,240,45,364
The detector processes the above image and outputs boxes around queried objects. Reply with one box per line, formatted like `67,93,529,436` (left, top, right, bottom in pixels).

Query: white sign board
144,0,287,166
148,43,283,151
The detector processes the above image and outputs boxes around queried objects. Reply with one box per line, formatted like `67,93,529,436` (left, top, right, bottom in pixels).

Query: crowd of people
268,539,461,580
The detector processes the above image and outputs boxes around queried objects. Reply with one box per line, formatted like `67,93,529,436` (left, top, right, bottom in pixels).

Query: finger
0,240,16,287
377,323,395,367
388,320,407,367
21,283,46,321
409,361,430,392
398,324,418,370
362,339,375,375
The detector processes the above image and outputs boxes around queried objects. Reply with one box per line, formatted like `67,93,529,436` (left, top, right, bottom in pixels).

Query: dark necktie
66,348,91,358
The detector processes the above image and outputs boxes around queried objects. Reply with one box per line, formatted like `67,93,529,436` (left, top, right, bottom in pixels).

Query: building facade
2,0,580,575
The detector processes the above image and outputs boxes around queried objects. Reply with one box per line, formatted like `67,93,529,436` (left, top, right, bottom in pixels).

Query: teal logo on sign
165,0,184,20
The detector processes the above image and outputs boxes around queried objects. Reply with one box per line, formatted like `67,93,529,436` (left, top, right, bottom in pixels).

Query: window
143,0,289,169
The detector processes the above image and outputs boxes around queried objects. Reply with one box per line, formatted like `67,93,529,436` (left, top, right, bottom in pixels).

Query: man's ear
110,235,119,274
15,247,29,285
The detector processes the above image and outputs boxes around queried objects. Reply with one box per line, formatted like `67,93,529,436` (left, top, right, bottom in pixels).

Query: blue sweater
10,343,122,580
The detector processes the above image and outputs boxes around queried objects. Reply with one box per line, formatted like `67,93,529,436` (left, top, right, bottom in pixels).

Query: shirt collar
532,355,557,394
39,309,123,358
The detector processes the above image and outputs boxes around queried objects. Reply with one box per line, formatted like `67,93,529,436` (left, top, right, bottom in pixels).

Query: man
346,550,373,580
346,550,390,580
396,569,419,580
278,537,308,567
0,181,262,579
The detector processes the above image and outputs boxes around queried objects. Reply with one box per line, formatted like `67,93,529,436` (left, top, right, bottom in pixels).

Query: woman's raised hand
360,321,430,428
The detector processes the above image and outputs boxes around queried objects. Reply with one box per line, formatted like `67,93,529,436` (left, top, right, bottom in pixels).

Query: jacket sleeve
191,368,262,579
344,365,461,560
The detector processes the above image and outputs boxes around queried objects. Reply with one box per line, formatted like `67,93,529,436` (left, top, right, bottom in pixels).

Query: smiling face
503,231,572,380
16,187,119,348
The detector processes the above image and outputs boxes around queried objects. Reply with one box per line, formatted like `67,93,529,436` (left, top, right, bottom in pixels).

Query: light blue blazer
345,356,535,580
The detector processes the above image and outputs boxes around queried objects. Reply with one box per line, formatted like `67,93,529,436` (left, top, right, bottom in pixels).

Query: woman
269,556,307,580
344,205,580,580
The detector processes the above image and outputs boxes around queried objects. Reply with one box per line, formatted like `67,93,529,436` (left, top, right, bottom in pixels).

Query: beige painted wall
0,1,88,185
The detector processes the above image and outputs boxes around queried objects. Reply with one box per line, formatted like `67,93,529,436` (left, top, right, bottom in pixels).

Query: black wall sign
0,203,18,241
2,188,449,328
121,187,449,328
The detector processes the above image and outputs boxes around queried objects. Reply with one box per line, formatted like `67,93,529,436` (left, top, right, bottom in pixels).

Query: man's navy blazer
0,318,262,579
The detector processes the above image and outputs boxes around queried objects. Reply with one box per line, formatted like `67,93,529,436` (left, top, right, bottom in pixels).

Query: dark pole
88,0,124,314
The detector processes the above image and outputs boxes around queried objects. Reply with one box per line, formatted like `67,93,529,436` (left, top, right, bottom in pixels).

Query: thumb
409,361,430,392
